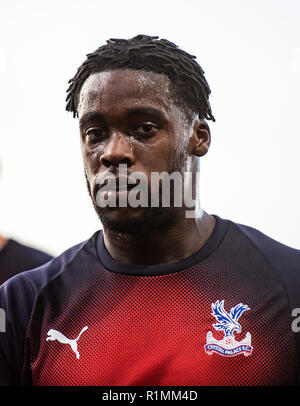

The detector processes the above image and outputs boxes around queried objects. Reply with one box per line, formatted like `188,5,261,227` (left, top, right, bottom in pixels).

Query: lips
98,176,137,192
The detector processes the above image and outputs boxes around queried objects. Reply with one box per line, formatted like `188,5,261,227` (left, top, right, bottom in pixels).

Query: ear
188,119,211,157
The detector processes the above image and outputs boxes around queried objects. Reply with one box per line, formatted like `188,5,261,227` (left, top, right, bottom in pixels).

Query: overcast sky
0,0,299,256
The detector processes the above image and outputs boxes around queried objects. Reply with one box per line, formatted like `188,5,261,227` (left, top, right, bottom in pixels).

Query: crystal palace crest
204,300,253,357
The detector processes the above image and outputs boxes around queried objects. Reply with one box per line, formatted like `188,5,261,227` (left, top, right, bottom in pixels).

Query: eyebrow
79,107,168,129
79,112,103,129
126,107,168,121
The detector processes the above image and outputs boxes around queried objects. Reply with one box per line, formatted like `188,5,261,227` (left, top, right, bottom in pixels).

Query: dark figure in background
0,161,53,284
0,234,52,284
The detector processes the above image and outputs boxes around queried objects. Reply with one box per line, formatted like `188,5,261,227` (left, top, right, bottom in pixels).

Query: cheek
136,142,177,173
81,142,102,177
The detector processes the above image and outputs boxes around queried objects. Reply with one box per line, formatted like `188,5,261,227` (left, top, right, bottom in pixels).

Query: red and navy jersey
0,215,300,386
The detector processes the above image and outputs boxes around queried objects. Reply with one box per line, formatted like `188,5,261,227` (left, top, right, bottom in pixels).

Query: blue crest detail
211,300,249,337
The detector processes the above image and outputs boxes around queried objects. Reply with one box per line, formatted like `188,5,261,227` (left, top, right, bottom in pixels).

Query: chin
95,205,177,235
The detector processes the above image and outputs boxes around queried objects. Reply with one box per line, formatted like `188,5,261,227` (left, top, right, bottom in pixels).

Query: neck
103,210,216,265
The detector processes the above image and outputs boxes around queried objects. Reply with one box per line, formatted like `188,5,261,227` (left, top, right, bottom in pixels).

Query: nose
100,132,134,168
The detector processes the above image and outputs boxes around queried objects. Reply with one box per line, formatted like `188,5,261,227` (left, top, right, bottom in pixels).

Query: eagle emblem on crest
204,300,253,357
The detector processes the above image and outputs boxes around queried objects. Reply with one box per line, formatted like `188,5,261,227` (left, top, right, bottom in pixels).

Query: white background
0,0,299,256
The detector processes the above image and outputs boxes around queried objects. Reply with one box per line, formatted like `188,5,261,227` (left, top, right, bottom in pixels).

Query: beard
95,202,177,235
85,148,189,235
85,173,179,235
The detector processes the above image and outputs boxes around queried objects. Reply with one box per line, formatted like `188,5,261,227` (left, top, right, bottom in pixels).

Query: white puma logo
46,326,88,359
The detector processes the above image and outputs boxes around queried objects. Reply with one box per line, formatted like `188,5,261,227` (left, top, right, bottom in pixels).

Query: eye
133,123,158,138
85,127,106,143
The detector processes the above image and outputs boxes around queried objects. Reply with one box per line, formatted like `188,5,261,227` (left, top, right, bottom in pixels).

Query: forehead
77,69,175,118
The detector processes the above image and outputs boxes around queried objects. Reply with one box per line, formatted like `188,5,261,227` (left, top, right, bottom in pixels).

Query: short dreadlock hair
66,34,215,122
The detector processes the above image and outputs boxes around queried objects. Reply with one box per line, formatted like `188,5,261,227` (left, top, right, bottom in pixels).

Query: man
0,34,299,386
0,234,53,285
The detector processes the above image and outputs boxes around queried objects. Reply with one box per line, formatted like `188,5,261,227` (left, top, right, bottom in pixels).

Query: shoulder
229,218,300,307
0,231,99,342
0,232,99,385
1,232,99,301
233,220,300,269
